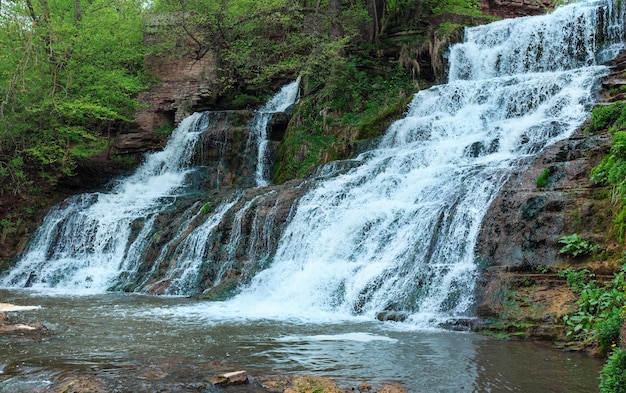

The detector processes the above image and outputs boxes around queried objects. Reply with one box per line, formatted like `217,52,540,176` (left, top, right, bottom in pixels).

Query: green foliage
561,267,626,353
592,130,626,240
0,0,147,194
558,234,599,257
589,102,626,133
424,0,482,16
201,202,212,215
601,348,626,393
560,268,593,293
596,313,623,353
154,125,175,138
536,166,555,188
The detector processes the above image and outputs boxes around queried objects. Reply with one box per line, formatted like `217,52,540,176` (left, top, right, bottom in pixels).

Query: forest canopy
0,0,482,226
0,0,147,194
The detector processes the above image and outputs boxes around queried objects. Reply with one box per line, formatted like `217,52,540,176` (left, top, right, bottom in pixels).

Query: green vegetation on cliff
0,0,148,246
148,0,487,181
0,0,147,192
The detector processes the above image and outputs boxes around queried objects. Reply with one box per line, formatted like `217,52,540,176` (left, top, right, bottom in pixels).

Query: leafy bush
601,348,626,393
596,313,623,353
558,234,599,257
589,102,626,133
561,267,626,350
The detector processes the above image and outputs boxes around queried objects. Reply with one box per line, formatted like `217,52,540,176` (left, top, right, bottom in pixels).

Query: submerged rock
0,306,48,337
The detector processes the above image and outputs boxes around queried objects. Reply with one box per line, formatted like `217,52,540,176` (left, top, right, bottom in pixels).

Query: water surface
0,290,602,393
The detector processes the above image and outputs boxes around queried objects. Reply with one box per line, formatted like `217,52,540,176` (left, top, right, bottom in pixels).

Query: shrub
561,267,626,348
595,313,624,353
589,102,626,133
601,348,626,393
558,234,599,257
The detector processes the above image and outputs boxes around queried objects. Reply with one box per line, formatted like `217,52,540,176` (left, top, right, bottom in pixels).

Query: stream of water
0,290,603,393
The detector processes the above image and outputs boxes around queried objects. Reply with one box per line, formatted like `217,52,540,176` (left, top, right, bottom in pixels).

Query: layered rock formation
472,52,626,334
479,0,554,18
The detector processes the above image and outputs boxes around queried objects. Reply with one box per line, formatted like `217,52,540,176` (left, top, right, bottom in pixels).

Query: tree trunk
365,0,385,42
329,0,343,39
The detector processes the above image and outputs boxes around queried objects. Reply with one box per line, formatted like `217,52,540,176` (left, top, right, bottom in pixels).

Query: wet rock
137,368,169,380
208,370,249,386
0,303,40,312
259,375,292,392
268,112,291,141
50,374,108,393
377,384,408,393
0,322,47,334
0,306,48,337
284,376,344,393
376,311,408,322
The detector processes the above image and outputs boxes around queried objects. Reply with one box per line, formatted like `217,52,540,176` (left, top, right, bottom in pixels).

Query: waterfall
0,112,212,292
1,0,624,327
251,77,301,187
209,0,625,325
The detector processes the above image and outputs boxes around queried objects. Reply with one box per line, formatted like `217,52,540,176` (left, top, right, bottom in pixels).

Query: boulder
208,370,249,386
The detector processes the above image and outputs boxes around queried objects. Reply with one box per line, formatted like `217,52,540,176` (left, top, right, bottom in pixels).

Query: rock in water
208,370,249,386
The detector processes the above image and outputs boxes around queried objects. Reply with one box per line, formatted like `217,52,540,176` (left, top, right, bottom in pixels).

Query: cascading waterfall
251,77,301,186
0,0,624,329
0,112,212,291
208,0,625,325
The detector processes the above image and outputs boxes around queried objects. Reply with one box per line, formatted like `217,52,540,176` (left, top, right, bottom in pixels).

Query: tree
0,0,147,195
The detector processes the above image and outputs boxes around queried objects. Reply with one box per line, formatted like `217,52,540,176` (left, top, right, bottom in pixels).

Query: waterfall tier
1,0,625,327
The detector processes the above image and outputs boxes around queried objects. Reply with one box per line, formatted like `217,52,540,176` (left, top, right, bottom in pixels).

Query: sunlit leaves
0,0,147,193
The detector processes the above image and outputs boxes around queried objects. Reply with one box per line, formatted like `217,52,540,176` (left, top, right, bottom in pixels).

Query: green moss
154,125,175,138
589,102,626,133
201,202,212,215
592,131,626,241
536,166,556,188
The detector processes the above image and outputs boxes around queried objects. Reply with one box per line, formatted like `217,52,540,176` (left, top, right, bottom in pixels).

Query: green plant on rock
201,202,212,215
536,166,555,188
592,130,626,241
589,101,626,133
558,234,599,257
561,267,626,351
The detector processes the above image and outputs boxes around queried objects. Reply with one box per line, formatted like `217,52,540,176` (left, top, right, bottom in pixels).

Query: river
0,289,602,393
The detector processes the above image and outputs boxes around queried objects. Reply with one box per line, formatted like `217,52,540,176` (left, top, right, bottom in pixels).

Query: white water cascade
251,77,301,186
204,0,625,325
0,112,212,292
1,0,625,328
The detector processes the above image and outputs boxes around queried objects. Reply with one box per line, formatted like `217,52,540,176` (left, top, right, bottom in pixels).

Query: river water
0,290,602,393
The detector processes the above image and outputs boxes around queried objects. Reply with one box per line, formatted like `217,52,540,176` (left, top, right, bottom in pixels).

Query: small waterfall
251,77,301,187
0,112,212,291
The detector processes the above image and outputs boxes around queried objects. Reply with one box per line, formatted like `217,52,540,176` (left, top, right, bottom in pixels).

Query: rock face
475,130,613,269
135,52,219,132
473,52,626,323
479,0,555,19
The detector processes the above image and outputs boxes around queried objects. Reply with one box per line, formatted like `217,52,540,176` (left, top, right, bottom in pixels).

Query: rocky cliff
479,0,554,18
472,52,626,340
